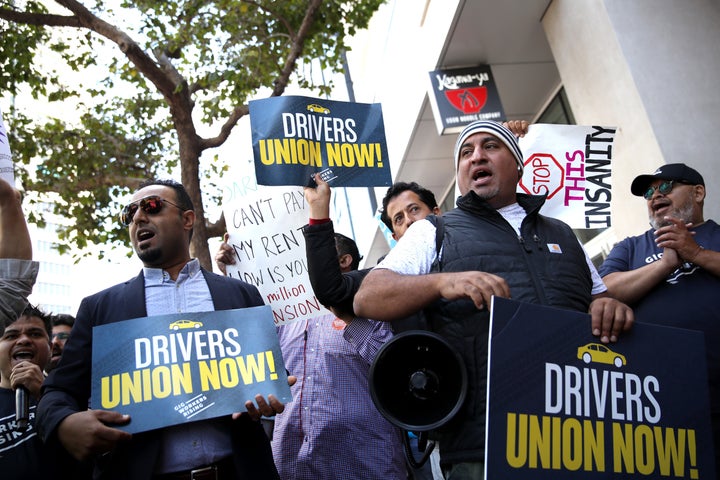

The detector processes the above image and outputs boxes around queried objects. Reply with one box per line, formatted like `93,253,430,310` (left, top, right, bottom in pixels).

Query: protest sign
249,95,391,188
486,297,715,479
0,106,14,186
221,173,323,325
90,306,291,434
518,124,616,229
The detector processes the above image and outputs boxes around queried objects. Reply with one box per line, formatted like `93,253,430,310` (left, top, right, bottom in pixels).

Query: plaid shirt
271,312,406,479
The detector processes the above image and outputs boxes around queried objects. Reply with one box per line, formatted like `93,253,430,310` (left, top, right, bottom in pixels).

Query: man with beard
45,313,74,374
37,179,285,479
599,162,720,470
354,120,634,479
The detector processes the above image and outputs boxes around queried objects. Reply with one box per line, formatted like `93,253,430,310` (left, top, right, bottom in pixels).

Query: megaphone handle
418,432,428,452
403,431,436,470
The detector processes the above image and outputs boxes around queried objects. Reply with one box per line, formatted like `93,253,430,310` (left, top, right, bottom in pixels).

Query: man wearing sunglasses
599,162,720,470
37,179,283,479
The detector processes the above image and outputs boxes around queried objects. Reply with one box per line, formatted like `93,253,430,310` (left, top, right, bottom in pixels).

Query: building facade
342,0,720,266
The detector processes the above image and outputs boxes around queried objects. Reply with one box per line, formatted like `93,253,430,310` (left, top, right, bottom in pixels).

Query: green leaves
1,0,384,264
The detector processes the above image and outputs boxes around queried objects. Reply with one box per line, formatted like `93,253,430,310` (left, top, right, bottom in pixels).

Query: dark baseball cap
630,163,705,196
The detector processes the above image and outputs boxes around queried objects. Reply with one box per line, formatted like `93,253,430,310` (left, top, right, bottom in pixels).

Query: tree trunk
171,88,212,270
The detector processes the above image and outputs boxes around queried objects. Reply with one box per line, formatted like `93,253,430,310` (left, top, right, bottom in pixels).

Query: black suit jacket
37,268,280,480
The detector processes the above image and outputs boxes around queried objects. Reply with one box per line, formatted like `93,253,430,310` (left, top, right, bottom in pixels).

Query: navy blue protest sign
91,306,291,434
486,297,714,479
249,96,391,187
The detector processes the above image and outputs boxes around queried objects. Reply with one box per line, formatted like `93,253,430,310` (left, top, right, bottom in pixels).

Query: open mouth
651,200,671,214
12,350,34,362
136,229,155,247
471,168,491,182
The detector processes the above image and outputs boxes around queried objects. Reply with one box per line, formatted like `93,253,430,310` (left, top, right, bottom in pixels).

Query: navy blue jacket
37,268,280,480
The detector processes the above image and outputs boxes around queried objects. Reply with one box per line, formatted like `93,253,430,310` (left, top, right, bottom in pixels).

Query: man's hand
9,361,45,398
589,297,634,344
503,120,529,138
304,174,331,220
57,410,132,461
234,376,297,421
654,216,702,263
215,233,236,275
437,271,511,311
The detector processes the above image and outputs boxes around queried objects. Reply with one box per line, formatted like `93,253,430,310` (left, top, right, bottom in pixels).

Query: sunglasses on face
642,180,691,200
120,195,185,226
52,332,70,341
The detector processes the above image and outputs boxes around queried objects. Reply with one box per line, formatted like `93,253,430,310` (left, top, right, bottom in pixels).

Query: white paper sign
221,174,322,325
518,124,616,229
0,106,14,186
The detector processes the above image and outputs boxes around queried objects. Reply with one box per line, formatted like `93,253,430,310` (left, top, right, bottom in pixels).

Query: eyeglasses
642,180,691,200
120,195,185,226
52,332,70,341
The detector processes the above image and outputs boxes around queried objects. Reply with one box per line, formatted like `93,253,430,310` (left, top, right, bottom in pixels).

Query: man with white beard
599,162,720,471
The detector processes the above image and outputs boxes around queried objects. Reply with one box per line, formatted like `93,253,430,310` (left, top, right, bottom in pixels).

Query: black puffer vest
426,192,592,465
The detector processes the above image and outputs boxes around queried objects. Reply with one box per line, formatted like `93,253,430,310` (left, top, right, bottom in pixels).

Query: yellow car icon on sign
307,104,330,115
169,320,203,331
577,343,626,368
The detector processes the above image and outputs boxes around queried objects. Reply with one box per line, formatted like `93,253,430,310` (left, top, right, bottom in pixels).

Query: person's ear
183,210,196,231
694,184,706,203
338,253,353,270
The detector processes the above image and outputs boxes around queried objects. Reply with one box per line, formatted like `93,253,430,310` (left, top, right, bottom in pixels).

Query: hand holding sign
57,410,132,461
91,307,291,434
221,174,323,325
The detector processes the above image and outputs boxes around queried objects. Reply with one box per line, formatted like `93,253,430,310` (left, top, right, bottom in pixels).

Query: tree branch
206,213,227,239
54,0,179,100
200,0,323,149
199,104,249,149
0,7,80,27
272,0,323,96
240,0,296,39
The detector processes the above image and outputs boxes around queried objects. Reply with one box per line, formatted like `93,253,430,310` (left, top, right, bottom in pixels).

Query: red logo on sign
519,153,565,199
444,87,488,114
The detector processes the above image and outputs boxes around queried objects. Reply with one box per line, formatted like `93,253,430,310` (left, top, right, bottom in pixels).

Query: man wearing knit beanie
354,120,634,478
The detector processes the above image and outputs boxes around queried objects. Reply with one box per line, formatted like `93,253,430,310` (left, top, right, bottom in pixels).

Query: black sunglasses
642,180,692,200
120,195,185,226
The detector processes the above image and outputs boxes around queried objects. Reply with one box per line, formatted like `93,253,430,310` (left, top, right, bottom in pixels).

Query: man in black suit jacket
37,179,284,479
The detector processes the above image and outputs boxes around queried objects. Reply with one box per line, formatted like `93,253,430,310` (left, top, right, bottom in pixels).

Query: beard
649,195,694,230
136,246,163,265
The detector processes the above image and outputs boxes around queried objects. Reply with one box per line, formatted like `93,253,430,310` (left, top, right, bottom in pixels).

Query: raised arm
303,174,368,315
0,178,31,260
0,179,38,328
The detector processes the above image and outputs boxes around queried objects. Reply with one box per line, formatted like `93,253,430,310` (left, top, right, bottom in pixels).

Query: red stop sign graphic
519,153,565,199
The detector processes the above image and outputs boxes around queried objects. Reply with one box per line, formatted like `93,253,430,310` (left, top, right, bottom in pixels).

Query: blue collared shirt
144,259,232,474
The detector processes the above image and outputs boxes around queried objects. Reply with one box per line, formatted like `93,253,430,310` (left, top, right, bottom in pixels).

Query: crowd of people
0,119,718,480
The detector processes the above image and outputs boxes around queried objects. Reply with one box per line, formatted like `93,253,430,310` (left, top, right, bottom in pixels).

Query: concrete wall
543,0,720,243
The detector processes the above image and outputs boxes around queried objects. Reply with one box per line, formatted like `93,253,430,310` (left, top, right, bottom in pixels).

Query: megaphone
369,330,467,468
